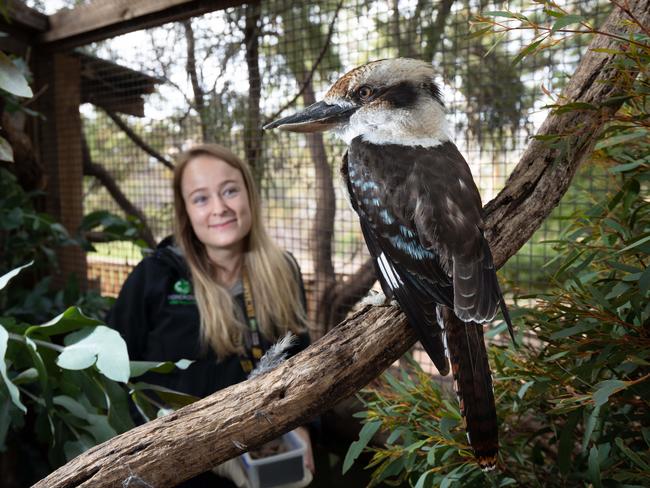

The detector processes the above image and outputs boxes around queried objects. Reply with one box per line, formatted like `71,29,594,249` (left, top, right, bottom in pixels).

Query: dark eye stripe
382,81,418,109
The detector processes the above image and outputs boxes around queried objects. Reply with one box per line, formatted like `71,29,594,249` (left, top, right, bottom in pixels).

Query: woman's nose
210,196,229,215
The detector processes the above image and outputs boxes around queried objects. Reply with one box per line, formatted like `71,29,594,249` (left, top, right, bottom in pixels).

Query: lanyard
239,265,264,373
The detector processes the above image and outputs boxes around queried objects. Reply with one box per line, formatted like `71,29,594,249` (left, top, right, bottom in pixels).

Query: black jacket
107,238,310,399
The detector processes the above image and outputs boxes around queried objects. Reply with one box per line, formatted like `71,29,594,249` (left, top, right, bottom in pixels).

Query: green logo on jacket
169,279,195,305
174,279,192,295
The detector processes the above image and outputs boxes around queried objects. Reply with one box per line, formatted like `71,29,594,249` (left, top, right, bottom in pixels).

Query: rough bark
33,2,649,487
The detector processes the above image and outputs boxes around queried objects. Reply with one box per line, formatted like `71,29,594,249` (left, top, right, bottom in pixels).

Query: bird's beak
263,101,357,133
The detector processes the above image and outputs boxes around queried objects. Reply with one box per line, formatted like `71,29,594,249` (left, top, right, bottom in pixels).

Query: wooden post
35,52,87,289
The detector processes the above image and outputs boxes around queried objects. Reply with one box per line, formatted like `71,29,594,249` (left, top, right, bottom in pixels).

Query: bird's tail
441,305,498,470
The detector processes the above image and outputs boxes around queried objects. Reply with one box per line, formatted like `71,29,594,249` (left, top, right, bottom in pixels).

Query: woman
108,143,313,487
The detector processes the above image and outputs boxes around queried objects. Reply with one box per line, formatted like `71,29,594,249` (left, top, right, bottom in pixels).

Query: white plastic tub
239,430,306,488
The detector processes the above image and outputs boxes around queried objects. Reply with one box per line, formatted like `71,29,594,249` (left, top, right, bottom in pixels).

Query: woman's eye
192,195,207,205
223,186,239,198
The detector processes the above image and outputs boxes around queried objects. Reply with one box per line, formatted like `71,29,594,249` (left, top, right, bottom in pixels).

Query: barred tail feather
441,306,498,470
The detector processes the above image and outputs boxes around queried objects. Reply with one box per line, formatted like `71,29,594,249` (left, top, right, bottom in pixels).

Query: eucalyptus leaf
414,471,431,488
128,381,198,409
101,376,134,433
53,395,90,420
83,413,118,443
558,410,580,474
551,14,584,32
0,51,33,97
129,358,193,378
343,420,381,474
592,380,627,408
12,367,38,385
617,235,650,254
0,261,33,291
582,405,601,452
588,446,602,488
27,306,104,337
615,437,650,471
57,326,130,383
639,266,650,295
0,325,26,413
517,381,534,400
0,135,13,162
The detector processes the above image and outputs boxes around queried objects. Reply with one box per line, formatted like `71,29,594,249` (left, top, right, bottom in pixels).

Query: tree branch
483,0,650,267
262,0,344,126
34,306,414,488
102,108,174,171
34,2,649,487
325,257,377,329
81,136,157,249
182,18,208,142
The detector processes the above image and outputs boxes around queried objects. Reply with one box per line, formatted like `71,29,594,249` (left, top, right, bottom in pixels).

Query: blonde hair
173,143,307,358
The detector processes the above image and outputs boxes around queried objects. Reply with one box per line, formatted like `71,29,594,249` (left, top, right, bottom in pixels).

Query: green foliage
0,48,35,162
0,168,81,322
0,263,196,484
0,154,192,483
1,164,148,323
78,210,149,252
347,358,501,487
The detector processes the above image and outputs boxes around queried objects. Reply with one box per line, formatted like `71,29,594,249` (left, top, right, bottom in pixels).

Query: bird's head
264,58,449,147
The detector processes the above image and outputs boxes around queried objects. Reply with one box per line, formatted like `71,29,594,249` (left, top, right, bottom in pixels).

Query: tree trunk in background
243,0,263,183
301,80,337,337
182,19,208,142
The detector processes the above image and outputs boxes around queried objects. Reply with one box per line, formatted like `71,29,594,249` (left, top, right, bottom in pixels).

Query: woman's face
181,155,252,261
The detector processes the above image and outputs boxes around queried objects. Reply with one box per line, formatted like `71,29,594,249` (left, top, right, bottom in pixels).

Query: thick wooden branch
34,2,649,487
33,307,414,488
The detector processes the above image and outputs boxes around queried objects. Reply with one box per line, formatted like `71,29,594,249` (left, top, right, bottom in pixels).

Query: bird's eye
357,85,374,100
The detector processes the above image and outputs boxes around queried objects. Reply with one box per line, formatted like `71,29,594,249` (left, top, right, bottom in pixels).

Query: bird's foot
360,290,395,307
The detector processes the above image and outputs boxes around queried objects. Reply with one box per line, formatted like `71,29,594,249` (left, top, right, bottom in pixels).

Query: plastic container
239,430,306,488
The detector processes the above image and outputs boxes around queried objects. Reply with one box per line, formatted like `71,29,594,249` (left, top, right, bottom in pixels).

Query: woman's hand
294,426,315,474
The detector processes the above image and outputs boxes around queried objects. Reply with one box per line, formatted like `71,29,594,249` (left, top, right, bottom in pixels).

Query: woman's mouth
209,219,236,230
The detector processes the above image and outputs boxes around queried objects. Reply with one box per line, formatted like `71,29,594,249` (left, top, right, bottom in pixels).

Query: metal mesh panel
33,1,610,360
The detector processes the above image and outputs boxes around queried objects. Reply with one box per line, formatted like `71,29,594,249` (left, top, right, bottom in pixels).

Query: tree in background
17,1,623,333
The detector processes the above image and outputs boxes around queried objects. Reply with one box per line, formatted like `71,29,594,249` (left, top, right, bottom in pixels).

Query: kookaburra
265,58,514,470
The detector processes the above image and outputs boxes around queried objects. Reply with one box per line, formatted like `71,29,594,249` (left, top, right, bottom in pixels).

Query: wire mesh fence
32,1,611,355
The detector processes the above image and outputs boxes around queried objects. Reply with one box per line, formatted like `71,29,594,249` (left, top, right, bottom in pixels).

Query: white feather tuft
247,332,298,379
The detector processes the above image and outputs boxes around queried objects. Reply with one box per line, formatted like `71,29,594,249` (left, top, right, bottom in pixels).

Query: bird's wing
342,150,451,375
352,139,506,325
